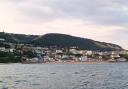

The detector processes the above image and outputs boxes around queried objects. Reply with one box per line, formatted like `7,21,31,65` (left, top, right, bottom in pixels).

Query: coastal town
0,38,128,63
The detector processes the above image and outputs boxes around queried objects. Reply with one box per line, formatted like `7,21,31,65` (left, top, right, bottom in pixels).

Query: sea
0,63,128,89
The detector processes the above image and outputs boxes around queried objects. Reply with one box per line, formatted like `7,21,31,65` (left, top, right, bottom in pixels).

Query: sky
0,0,128,49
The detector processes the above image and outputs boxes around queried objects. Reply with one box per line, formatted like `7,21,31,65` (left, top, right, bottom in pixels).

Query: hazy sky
0,0,128,49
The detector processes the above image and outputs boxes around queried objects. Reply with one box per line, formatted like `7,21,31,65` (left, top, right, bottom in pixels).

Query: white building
0,47,6,51
0,38,5,41
43,56,50,62
9,48,14,52
62,55,69,59
86,51,93,55
69,48,83,55
26,57,39,63
56,50,63,53
80,56,88,62
111,51,120,59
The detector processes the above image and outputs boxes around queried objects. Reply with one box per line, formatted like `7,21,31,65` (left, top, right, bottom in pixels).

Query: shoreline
0,61,127,64
35,61,127,64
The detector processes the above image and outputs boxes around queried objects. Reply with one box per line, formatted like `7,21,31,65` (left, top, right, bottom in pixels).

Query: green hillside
0,32,123,51
31,33,123,51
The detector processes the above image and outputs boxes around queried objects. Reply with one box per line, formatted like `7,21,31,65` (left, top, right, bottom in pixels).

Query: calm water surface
0,63,128,89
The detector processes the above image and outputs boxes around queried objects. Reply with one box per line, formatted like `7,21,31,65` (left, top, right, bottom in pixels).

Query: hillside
0,32,38,43
31,33,123,51
0,32,123,51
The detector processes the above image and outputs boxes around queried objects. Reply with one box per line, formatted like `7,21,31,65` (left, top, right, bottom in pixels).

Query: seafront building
0,39,128,63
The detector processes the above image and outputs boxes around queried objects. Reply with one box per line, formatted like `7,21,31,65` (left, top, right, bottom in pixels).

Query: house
4,48,14,53
33,47,45,54
86,51,93,55
55,54,62,60
9,48,14,52
80,56,88,62
15,44,24,50
0,47,6,52
111,51,120,59
26,57,39,63
0,38,5,42
56,50,63,54
69,48,77,54
62,55,69,60
69,48,83,55
43,56,50,62
35,49,43,54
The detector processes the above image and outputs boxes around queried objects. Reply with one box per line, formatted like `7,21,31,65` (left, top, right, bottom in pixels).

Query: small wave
50,73,56,74
74,72,79,74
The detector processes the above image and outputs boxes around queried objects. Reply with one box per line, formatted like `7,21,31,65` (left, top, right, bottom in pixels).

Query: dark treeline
0,51,21,63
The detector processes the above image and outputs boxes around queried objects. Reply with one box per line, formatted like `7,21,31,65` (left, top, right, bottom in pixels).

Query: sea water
0,63,128,89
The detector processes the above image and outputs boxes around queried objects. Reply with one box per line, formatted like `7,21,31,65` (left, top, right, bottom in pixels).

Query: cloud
2,0,128,27
4,0,128,26
1,0,128,49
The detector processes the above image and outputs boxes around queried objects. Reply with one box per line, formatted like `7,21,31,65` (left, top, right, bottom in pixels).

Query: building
24,57,39,63
9,48,14,52
0,47,6,52
86,51,93,55
0,38,5,42
111,51,120,59
56,50,63,54
80,56,88,62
